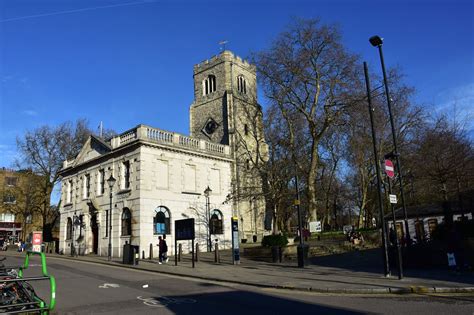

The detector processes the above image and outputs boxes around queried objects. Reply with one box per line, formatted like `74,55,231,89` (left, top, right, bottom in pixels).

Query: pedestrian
158,236,169,264
162,235,169,263
389,227,397,247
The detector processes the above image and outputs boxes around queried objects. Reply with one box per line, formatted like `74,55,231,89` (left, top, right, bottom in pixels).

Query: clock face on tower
202,117,219,137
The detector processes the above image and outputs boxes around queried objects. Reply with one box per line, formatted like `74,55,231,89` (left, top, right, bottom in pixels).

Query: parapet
193,50,254,73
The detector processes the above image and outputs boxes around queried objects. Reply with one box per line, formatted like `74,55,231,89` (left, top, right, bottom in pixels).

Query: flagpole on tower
219,40,228,51
99,121,103,138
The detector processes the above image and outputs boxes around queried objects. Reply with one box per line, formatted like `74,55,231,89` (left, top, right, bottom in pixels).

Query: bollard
135,250,140,265
178,243,182,262
195,243,200,262
214,242,220,263
142,250,145,260
149,243,153,259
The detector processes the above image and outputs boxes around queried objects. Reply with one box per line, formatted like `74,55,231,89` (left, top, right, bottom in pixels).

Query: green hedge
261,234,289,247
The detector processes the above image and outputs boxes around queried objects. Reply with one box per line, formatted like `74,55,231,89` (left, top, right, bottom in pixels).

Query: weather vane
219,40,228,51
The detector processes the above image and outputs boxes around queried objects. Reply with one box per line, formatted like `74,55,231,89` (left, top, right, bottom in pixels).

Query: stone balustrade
113,125,230,156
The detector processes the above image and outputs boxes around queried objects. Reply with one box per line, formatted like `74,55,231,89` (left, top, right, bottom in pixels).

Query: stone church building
58,51,268,258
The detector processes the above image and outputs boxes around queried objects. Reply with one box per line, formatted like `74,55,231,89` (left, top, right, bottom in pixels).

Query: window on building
184,164,196,192
237,75,247,94
428,219,438,237
25,213,32,224
202,75,217,96
210,209,223,234
121,208,132,236
66,217,72,240
395,222,404,241
246,159,250,170
122,161,130,189
244,124,249,135
414,220,425,243
5,177,17,186
98,169,105,195
154,206,170,235
0,212,15,223
3,194,16,204
78,215,84,237
67,180,73,203
84,174,90,199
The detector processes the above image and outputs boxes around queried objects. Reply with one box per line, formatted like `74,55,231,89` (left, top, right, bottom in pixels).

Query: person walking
158,236,169,264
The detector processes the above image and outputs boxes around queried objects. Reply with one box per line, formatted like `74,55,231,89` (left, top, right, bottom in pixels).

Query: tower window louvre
202,75,217,96
237,75,247,94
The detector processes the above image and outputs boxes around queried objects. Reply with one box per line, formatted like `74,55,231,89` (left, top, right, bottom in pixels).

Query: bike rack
0,251,56,314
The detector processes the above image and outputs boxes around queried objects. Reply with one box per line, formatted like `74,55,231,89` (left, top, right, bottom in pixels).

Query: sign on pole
384,159,395,178
389,194,397,204
309,221,322,233
32,231,42,252
174,218,195,268
231,217,240,265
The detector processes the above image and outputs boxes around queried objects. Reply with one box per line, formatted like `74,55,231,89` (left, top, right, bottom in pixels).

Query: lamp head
204,186,212,197
369,35,383,47
107,175,116,189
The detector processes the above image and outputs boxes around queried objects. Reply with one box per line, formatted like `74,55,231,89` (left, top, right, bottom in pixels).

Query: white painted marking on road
98,283,120,289
137,296,196,308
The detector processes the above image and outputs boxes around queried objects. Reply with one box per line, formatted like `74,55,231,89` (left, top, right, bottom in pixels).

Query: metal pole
295,164,305,268
376,44,410,245
387,177,403,279
192,238,195,268
71,219,75,257
206,195,211,252
364,62,390,277
108,191,112,261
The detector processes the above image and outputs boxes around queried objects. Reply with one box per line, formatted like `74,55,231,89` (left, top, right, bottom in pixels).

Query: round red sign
384,159,395,178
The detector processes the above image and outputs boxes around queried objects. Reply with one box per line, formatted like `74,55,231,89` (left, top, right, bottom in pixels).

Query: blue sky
1,0,473,169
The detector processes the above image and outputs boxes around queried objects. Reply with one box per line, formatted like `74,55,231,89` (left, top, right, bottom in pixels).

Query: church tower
190,51,268,241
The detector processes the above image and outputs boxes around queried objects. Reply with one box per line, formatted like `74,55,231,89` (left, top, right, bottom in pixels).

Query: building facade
58,51,268,258
0,168,43,243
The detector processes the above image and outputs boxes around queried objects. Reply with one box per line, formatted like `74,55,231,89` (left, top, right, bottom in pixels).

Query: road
2,255,473,314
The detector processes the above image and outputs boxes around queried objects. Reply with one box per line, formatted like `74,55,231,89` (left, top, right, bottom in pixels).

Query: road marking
137,295,196,308
98,283,120,289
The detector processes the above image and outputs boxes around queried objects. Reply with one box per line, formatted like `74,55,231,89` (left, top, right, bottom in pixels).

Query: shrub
261,234,289,247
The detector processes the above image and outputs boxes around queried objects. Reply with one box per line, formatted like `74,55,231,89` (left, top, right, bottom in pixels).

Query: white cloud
433,82,474,132
22,109,38,116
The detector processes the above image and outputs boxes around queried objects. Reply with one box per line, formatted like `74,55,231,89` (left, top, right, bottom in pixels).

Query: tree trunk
307,140,319,221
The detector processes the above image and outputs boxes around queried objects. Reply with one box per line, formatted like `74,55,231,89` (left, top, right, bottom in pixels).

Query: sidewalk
4,249,474,294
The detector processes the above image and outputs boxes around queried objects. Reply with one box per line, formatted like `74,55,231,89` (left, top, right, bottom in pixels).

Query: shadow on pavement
153,290,368,315
308,248,474,285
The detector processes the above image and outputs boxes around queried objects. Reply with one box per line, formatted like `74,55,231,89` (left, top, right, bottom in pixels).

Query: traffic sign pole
387,177,403,280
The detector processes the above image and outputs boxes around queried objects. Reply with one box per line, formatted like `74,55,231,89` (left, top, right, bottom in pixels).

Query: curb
3,252,474,295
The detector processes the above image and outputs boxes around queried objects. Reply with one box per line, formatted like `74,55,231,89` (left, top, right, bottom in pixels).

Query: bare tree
254,18,361,221
16,119,92,240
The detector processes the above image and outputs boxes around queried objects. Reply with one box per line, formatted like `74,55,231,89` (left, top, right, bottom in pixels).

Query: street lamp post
204,186,212,252
369,35,411,245
363,61,390,277
107,175,116,261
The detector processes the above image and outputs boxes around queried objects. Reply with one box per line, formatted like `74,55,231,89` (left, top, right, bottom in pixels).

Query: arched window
202,75,217,96
237,75,247,94
210,209,223,234
121,208,132,236
154,206,170,235
66,217,72,240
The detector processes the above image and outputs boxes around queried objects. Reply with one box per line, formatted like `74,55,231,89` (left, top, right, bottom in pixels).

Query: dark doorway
91,214,98,254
